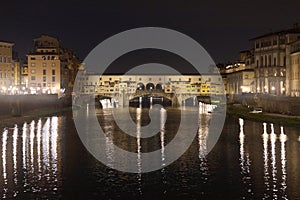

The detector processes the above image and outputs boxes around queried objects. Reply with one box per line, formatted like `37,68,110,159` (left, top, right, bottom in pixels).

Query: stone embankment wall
0,95,70,116
228,94,300,115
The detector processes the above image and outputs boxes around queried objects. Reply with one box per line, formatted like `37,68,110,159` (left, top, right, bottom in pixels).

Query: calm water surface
0,108,300,199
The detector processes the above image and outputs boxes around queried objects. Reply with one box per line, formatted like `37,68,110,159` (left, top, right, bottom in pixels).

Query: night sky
1,0,300,64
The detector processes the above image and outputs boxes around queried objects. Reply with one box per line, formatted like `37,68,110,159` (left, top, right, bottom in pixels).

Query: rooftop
250,27,300,41
0,40,14,45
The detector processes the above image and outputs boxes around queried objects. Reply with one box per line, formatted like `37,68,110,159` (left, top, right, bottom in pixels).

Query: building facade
251,28,300,96
77,73,225,96
0,41,14,94
225,51,255,95
27,35,79,94
288,39,300,96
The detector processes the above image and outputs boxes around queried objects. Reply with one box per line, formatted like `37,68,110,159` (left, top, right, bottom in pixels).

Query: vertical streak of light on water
238,118,253,198
262,123,270,199
270,124,278,200
13,125,18,197
280,126,288,200
198,111,210,198
22,123,28,189
42,118,50,181
160,108,167,195
51,116,59,191
2,129,8,198
37,119,42,180
136,107,142,195
30,121,35,174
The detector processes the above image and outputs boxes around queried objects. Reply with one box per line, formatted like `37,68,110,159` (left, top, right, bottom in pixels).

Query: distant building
251,27,300,96
77,72,225,96
0,40,14,93
225,51,255,95
21,62,28,91
288,39,300,96
27,35,79,95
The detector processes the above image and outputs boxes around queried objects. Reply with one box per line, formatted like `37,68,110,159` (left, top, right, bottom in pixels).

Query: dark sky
1,0,300,63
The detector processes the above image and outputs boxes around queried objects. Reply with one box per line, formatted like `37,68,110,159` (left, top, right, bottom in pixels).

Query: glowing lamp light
271,86,275,91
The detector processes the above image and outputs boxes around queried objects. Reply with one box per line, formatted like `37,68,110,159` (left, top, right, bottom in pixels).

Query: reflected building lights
262,122,270,199
2,129,8,198
37,119,42,179
51,116,59,184
136,108,142,195
22,122,28,190
160,108,167,195
280,126,288,200
13,125,18,184
270,124,278,200
0,116,63,197
103,109,115,169
13,125,19,197
160,110,166,165
198,112,210,185
42,118,51,174
238,118,253,198
30,121,35,173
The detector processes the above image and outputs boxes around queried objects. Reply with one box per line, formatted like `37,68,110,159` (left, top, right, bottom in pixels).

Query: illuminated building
0,40,14,93
27,35,79,95
251,27,300,95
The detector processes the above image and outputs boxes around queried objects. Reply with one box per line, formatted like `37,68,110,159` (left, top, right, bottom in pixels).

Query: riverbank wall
228,94,300,115
0,95,71,116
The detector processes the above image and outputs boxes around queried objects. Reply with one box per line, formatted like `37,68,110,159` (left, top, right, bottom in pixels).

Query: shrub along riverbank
227,104,300,127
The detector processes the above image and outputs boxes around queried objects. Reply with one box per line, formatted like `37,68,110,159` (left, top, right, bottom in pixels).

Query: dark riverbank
227,104,300,127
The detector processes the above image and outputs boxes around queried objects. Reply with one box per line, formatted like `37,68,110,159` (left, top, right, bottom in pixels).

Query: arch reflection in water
0,116,61,198
238,118,253,198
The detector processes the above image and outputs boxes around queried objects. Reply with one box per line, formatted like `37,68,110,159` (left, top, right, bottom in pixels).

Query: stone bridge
97,89,199,107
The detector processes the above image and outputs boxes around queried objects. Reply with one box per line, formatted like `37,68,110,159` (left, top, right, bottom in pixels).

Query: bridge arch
156,83,163,90
137,82,145,90
146,83,155,90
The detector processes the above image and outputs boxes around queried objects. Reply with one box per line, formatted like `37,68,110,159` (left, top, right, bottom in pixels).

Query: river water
0,107,300,199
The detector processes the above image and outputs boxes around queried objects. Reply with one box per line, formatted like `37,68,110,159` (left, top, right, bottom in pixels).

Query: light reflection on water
2,129,8,198
261,122,289,200
238,118,253,199
0,116,61,199
0,109,300,199
198,113,209,183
